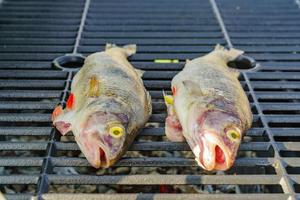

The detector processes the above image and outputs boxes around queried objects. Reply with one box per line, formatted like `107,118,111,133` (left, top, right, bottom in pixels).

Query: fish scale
100,82,146,131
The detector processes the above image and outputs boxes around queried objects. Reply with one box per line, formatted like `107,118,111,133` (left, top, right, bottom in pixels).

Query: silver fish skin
52,44,152,168
164,45,252,171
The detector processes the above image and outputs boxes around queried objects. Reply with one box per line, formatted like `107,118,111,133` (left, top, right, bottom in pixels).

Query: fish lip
97,142,110,168
75,136,110,168
192,145,206,169
195,133,232,171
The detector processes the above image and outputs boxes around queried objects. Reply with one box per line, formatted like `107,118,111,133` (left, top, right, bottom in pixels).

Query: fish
52,44,152,168
0,191,6,200
164,45,253,171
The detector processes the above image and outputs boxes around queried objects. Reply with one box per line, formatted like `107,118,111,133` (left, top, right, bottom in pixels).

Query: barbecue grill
0,0,300,199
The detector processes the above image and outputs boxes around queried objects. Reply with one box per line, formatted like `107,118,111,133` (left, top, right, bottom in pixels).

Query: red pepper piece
171,86,176,96
66,93,75,110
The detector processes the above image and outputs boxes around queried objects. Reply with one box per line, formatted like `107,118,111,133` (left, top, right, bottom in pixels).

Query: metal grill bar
0,175,39,184
0,141,277,151
54,141,271,151
41,194,291,200
0,127,51,136
0,0,300,199
0,158,43,167
47,174,282,185
48,157,274,167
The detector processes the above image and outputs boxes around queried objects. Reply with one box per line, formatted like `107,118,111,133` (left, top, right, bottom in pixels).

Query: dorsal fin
105,43,117,50
214,44,226,51
105,43,137,57
122,44,137,56
135,69,145,77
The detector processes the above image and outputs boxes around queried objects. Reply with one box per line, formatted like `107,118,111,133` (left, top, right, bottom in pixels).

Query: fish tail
105,43,137,57
214,44,244,61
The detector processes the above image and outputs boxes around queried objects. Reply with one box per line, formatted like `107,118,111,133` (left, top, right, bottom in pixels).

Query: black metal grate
0,0,299,199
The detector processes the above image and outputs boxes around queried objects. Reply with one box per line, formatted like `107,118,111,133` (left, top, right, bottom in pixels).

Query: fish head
187,98,242,171
74,100,129,168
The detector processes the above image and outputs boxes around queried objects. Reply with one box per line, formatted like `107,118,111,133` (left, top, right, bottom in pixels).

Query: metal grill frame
0,0,299,199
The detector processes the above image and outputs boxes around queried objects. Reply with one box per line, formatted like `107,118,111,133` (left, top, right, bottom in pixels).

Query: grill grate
0,0,299,199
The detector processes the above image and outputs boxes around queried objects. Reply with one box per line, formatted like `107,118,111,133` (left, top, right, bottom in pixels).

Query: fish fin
163,91,185,142
105,43,137,57
135,69,145,77
105,43,117,50
53,121,72,136
52,105,63,122
227,48,244,60
165,120,185,142
146,91,152,115
182,80,205,96
88,75,100,97
228,68,240,78
122,44,137,56
53,110,74,136
214,44,226,51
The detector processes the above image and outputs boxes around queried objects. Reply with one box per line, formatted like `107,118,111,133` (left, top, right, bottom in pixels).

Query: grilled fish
52,44,152,168
164,45,252,171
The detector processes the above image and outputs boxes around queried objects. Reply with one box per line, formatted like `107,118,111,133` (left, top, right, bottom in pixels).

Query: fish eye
109,126,124,138
107,122,125,138
226,128,241,142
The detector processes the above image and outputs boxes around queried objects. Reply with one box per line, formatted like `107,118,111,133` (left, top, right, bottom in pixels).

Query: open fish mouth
75,136,110,168
193,133,233,171
99,147,107,166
